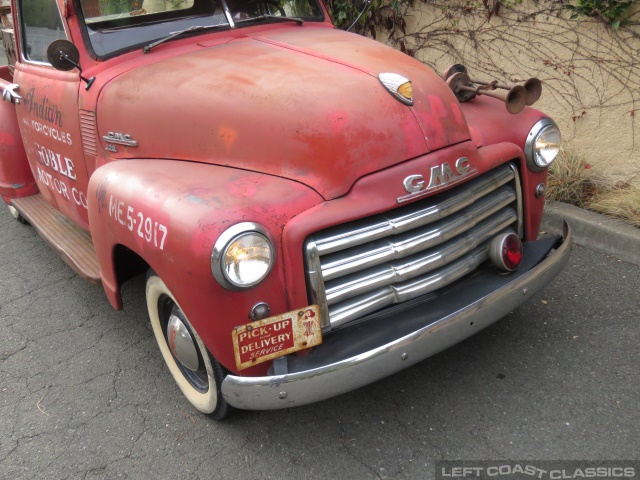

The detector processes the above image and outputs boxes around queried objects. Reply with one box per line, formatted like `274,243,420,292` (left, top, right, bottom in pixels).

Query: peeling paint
186,194,209,205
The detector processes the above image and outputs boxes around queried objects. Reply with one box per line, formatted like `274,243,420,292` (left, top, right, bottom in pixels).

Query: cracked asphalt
1,207,639,479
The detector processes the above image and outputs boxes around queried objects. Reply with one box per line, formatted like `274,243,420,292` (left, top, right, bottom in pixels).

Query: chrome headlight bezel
525,118,561,172
211,222,275,291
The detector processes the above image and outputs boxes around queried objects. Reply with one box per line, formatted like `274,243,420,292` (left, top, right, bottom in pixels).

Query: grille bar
305,163,522,331
325,208,516,307
328,244,491,328
313,165,514,256
321,185,516,281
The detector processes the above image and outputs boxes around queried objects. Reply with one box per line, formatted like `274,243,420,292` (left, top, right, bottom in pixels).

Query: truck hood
97,27,470,200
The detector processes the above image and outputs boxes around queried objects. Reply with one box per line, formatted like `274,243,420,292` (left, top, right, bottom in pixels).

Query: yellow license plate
232,305,322,370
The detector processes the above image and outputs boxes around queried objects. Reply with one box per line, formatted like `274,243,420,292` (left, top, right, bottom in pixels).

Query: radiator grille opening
304,162,523,331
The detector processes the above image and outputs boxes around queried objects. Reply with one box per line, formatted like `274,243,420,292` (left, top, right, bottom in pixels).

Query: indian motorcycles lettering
20,88,73,145
22,88,64,127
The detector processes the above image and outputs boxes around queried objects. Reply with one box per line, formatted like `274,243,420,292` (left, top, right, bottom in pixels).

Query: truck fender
461,98,550,240
87,159,322,374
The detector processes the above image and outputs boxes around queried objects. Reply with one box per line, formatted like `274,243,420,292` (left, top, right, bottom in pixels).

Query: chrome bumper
221,222,572,410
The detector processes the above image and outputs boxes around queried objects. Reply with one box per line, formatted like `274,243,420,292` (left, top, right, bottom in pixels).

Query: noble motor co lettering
34,142,76,180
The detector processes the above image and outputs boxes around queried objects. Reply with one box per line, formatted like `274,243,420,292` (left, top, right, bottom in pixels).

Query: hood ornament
378,73,413,106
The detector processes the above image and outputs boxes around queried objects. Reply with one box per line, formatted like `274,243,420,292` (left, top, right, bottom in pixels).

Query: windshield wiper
234,15,304,26
143,24,225,53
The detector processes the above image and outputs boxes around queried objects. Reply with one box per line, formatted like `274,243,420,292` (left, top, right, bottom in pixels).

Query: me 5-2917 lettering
108,195,168,250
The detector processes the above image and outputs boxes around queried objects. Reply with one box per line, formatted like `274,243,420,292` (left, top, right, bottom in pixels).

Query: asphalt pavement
1,206,639,479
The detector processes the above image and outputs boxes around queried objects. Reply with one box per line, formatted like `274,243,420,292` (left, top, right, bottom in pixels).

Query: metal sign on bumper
232,305,322,370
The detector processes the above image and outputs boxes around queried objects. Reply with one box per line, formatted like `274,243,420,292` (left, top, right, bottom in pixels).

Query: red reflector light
502,234,523,270
489,233,523,272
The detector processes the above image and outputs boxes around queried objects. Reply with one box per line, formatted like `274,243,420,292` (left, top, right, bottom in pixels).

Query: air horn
472,78,542,106
443,64,542,114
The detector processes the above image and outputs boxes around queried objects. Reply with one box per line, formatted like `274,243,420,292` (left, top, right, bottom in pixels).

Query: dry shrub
546,147,640,228
546,147,599,207
589,187,640,228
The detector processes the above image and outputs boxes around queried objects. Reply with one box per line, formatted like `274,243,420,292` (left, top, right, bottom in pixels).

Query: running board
10,194,101,284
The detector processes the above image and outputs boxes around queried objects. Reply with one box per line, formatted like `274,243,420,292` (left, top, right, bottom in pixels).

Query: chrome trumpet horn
472,77,542,106
443,63,542,113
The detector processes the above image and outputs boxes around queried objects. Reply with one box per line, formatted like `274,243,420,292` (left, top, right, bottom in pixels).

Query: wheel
8,205,28,224
146,273,233,419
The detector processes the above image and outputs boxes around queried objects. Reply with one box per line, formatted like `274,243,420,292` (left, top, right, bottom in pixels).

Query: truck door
12,0,91,230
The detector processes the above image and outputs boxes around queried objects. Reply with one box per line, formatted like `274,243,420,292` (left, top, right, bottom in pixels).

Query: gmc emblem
397,157,477,203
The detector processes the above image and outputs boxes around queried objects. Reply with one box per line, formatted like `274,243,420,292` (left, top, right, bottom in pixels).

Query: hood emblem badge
397,157,477,203
103,132,138,147
378,73,413,106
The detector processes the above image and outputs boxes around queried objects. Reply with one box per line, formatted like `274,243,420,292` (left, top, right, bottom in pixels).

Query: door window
19,0,67,63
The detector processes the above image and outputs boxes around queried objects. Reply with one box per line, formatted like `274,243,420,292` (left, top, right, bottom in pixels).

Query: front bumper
221,222,572,410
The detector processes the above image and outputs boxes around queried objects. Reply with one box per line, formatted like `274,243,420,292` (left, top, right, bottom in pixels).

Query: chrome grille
304,163,523,330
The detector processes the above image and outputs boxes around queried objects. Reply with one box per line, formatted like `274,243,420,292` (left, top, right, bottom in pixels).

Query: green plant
162,0,190,10
325,0,409,38
565,0,635,30
99,0,137,15
325,0,360,29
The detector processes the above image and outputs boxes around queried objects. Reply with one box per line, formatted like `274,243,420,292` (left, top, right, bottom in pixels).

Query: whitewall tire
146,273,232,419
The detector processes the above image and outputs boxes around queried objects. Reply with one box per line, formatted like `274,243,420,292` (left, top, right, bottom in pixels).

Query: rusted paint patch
218,126,237,153
232,305,322,370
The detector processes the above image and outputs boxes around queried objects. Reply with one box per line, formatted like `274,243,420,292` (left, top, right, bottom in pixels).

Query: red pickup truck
0,0,571,419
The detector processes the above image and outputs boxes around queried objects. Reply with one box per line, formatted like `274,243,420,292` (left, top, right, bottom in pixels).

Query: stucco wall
377,1,640,187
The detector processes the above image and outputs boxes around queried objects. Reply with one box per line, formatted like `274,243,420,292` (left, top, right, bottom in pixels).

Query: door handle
2,83,22,104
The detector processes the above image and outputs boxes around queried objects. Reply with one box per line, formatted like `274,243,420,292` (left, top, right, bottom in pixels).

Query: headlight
211,223,274,290
525,118,561,171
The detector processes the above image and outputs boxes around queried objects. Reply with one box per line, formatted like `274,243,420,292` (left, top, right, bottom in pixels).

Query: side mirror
47,39,80,71
47,40,96,90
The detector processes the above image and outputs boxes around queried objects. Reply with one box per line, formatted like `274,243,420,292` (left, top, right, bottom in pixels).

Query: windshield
78,0,324,58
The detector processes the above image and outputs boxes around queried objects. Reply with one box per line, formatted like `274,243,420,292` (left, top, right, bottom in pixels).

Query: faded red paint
219,127,238,153
0,0,557,384
95,27,471,200
11,63,92,230
88,160,322,374
0,67,37,201
280,140,527,310
459,95,549,239
0,131,14,146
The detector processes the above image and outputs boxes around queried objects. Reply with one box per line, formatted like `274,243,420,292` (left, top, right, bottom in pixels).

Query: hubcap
167,314,200,371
